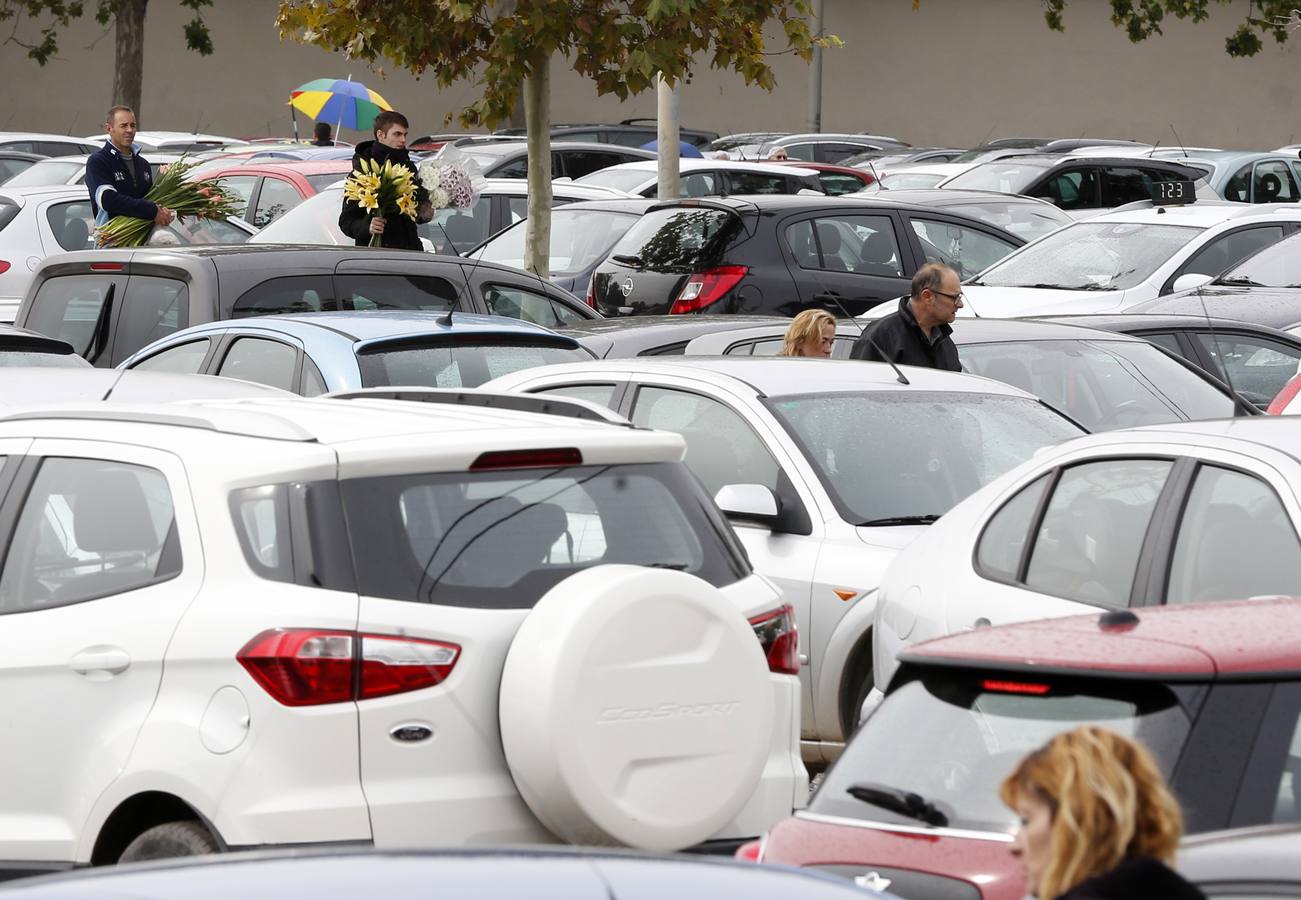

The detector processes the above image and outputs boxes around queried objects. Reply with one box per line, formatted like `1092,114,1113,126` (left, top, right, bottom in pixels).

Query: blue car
119,311,595,394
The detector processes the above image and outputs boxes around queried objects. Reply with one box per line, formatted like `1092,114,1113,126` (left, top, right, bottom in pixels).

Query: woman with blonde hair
1000,726,1204,900
778,308,836,358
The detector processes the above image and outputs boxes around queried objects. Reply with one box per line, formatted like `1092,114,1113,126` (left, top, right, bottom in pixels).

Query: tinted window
818,172,866,196
818,143,865,164
1030,167,1101,210
357,341,587,388
630,386,779,498
1102,166,1188,206
909,217,1017,280
787,215,904,277
1253,160,1299,202
253,177,302,227
483,284,585,326
1181,227,1285,281
233,275,333,318
1167,465,1301,604
339,463,749,608
1143,331,1184,355
336,274,457,312
1023,459,1173,607
132,338,211,374
561,150,628,179
0,457,179,612
420,196,491,254
24,275,116,358
726,171,791,194
976,474,1051,580
216,337,298,390
1225,163,1253,203
112,276,189,365
45,200,95,251
609,207,736,270
781,143,815,161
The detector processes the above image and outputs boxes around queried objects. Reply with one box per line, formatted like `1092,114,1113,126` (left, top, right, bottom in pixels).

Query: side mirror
1172,272,1214,293
714,483,780,523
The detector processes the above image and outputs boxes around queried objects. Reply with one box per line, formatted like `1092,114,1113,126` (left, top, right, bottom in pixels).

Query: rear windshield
23,275,116,358
473,209,640,275
608,207,737,270
339,462,750,608
575,168,655,192
0,351,84,368
357,340,590,388
944,159,1055,193
812,670,1195,833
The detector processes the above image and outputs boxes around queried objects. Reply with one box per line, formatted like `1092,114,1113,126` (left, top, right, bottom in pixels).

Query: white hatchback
0,393,804,874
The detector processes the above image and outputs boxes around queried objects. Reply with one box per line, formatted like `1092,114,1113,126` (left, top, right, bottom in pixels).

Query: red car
764,160,876,195
197,160,353,228
747,598,1301,900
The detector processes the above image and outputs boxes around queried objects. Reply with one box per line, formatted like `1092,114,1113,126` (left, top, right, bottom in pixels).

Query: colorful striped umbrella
289,77,393,132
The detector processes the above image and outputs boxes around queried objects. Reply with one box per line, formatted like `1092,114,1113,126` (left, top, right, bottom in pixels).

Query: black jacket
1056,856,1206,900
85,141,156,225
849,295,961,371
338,140,430,251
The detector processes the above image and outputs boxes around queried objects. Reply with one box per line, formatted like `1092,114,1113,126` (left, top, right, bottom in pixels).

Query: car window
1224,163,1254,202
610,206,736,269
0,157,35,181
131,338,211,374
1030,167,1101,210
335,274,457,312
682,172,719,198
232,275,333,318
1023,459,1173,608
818,143,866,164
216,337,298,390
1252,160,1299,203
536,383,619,410
149,216,250,247
976,474,1052,581
44,200,94,251
1101,167,1188,207
483,284,586,327
1218,231,1301,287
358,342,587,389
301,358,327,397
216,175,258,217
1195,332,1301,407
552,131,602,143
1166,465,1301,604
787,215,904,277
1180,227,1285,282
726,171,792,195
253,177,302,227
561,150,628,179
781,143,815,161
111,276,190,365
1235,682,1301,826
23,275,119,359
305,173,348,192
817,172,866,196
339,462,748,608
489,156,529,179
0,457,180,612
420,196,491,254
909,217,1017,280
630,386,780,499
1142,331,1184,356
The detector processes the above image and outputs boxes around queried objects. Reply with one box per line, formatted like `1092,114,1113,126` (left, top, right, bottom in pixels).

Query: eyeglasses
932,288,964,304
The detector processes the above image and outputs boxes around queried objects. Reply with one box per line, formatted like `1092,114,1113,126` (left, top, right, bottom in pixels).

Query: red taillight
89,262,123,271
669,265,748,314
1267,373,1301,415
982,678,1051,696
749,604,799,676
584,274,597,310
238,628,461,707
0,260,10,275
470,447,583,470
735,839,763,862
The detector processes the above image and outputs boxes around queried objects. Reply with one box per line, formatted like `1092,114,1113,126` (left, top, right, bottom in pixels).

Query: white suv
0,393,804,875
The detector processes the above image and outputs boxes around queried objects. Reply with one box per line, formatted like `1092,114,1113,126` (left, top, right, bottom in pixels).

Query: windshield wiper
1002,282,1109,291
846,782,951,827
856,514,941,527
1218,275,1264,287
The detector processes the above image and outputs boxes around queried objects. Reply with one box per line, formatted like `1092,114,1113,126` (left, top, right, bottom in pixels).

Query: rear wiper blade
611,253,643,266
846,782,950,827
856,514,940,527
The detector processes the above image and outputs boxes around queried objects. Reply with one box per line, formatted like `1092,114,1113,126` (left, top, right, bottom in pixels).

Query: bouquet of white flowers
416,146,485,213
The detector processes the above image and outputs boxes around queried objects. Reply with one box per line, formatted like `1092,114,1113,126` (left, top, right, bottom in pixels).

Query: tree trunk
522,53,551,279
113,0,149,116
656,74,681,199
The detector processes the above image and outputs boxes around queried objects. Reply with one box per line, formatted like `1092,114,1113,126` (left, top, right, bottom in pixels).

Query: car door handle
69,646,131,677
973,617,992,629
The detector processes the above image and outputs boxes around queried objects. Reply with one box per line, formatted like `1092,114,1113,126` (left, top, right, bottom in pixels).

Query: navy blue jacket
85,141,156,225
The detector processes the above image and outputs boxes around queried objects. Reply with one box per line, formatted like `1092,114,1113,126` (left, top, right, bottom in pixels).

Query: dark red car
197,160,353,228
747,599,1301,900
766,160,876,195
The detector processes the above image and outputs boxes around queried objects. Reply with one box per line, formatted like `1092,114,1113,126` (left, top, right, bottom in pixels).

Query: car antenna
976,123,997,148
808,267,909,384
865,157,886,190
1192,282,1255,417
433,216,467,325
1170,124,1189,158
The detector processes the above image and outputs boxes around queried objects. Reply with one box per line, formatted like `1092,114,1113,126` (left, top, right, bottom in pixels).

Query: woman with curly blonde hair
1000,726,1204,900
778,308,836,358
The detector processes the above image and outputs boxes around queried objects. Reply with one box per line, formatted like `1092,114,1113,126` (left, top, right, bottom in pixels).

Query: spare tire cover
500,564,773,851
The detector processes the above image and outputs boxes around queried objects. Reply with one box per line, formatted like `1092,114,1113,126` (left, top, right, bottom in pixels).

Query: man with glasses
850,262,962,371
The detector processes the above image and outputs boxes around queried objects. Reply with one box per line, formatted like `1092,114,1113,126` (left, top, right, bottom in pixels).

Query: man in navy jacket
85,106,174,230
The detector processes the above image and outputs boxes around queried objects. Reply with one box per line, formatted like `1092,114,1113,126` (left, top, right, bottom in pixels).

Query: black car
943,155,1210,214
455,140,657,179
590,195,1026,317
1041,313,1301,410
16,245,596,367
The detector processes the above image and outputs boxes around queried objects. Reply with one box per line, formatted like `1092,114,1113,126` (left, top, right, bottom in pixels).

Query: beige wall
1,0,1296,149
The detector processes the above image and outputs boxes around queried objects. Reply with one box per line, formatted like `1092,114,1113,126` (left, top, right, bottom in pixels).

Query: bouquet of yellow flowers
342,157,419,247
96,157,243,248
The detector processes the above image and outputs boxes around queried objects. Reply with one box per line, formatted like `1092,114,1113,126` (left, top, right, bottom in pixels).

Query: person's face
800,321,836,357
376,123,408,150
1009,791,1054,897
925,271,964,324
106,111,137,149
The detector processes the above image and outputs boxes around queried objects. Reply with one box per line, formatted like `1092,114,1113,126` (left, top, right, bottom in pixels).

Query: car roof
514,355,1044,400
590,159,820,176
175,310,571,343
203,160,353,176
1128,286,1301,329
1039,312,1295,335
462,141,656,158
1082,201,1301,227
1180,825,1301,884
862,188,1064,209
902,597,1301,679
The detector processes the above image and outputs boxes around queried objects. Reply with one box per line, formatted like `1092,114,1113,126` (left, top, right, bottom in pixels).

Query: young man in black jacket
338,110,432,251
85,106,174,232
850,262,963,371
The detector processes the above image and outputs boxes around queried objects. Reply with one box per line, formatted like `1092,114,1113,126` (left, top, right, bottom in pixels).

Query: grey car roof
1180,825,1301,884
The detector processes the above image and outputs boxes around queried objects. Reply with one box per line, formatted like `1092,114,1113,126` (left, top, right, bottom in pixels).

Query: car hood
855,524,930,551
958,284,1127,317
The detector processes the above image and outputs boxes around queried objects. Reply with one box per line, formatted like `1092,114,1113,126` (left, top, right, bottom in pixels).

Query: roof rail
0,408,317,442
327,388,632,426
